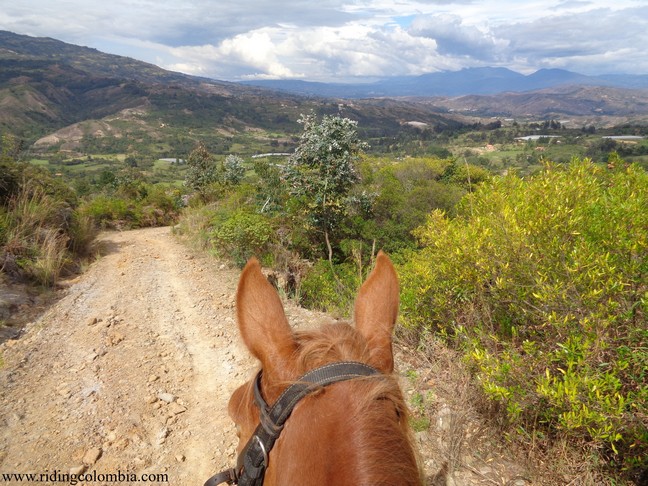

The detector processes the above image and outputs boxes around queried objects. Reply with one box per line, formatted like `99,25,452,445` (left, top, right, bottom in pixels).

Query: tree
1,134,23,204
125,155,139,168
284,113,368,263
184,142,218,198
223,155,245,185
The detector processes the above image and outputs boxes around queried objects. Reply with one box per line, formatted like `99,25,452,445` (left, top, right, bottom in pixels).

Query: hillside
0,30,307,144
0,30,209,87
0,30,463,153
418,85,648,125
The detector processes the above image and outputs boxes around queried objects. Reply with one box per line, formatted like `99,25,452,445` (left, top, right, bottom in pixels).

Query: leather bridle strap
204,361,380,486
239,361,380,485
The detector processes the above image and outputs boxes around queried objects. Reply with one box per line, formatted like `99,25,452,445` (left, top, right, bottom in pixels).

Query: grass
29,159,50,166
25,227,70,286
3,185,75,286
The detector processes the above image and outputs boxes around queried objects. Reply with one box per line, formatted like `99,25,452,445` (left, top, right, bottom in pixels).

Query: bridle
204,361,380,486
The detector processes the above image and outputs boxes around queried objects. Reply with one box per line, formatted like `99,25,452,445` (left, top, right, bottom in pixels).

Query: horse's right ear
236,258,296,382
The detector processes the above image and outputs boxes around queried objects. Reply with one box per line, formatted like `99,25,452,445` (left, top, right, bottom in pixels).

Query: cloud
0,0,646,80
168,28,301,79
408,13,504,60
494,6,648,73
160,21,457,82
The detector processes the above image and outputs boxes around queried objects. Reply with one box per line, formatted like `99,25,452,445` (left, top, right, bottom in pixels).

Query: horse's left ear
236,257,296,383
354,251,399,373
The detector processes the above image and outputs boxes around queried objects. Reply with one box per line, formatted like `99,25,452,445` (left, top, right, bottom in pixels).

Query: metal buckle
254,435,269,468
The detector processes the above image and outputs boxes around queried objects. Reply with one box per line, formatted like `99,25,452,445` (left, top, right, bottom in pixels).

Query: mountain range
240,67,648,98
1,29,648,151
1,30,474,154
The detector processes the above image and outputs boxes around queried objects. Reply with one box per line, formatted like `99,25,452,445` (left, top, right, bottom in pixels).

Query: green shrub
80,196,141,228
356,157,466,252
400,159,647,474
209,210,274,266
300,260,361,317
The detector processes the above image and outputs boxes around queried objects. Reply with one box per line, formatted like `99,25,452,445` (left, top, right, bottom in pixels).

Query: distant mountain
417,85,648,123
240,67,648,98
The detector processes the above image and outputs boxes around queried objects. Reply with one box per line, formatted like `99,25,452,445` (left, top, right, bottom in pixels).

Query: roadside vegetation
401,158,647,478
2,114,647,484
1,135,181,287
1,134,96,286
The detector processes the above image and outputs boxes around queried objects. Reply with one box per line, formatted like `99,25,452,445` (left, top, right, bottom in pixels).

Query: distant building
515,135,561,141
602,136,644,141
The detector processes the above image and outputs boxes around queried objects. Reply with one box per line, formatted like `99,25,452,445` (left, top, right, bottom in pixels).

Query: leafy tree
125,155,139,168
184,142,218,198
253,158,286,213
284,113,367,262
223,154,245,185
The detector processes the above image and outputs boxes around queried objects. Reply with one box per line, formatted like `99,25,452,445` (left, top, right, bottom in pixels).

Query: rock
510,478,531,486
69,465,86,475
168,403,187,416
86,317,98,326
156,427,169,445
148,375,159,383
157,392,175,403
175,454,186,463
106,332,124,346
82,447,102,465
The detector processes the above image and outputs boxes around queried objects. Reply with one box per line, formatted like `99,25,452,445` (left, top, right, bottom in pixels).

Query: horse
206,251,422,486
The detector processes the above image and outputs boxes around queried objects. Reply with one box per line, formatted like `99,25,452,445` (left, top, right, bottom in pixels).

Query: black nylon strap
237,361,380,486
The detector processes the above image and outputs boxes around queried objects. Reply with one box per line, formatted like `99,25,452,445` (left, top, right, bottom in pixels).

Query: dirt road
0,227,531,486
0,227,265,484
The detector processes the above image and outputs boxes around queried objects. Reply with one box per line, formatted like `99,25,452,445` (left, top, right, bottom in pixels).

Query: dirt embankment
0,227,530,485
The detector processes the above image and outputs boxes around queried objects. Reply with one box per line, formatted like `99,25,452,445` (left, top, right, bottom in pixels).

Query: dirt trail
0,227,531,486
0,227,259,484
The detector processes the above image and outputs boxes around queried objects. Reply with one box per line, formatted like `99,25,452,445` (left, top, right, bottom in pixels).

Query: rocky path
0,227,258,484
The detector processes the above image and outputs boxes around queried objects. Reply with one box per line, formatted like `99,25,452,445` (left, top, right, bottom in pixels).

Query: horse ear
236,257,296,382
354,251,399,373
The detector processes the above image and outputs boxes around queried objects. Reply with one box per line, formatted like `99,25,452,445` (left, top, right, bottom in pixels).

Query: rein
204,361,380,486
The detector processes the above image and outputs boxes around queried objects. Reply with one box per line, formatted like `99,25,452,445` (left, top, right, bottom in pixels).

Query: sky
1,0,647,83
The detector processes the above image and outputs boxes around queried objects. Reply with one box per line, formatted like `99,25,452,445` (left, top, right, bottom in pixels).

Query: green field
27,121,648,189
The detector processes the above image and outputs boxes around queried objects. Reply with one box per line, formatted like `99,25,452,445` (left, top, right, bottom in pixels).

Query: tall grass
25,227,70,286
2,182,96,286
